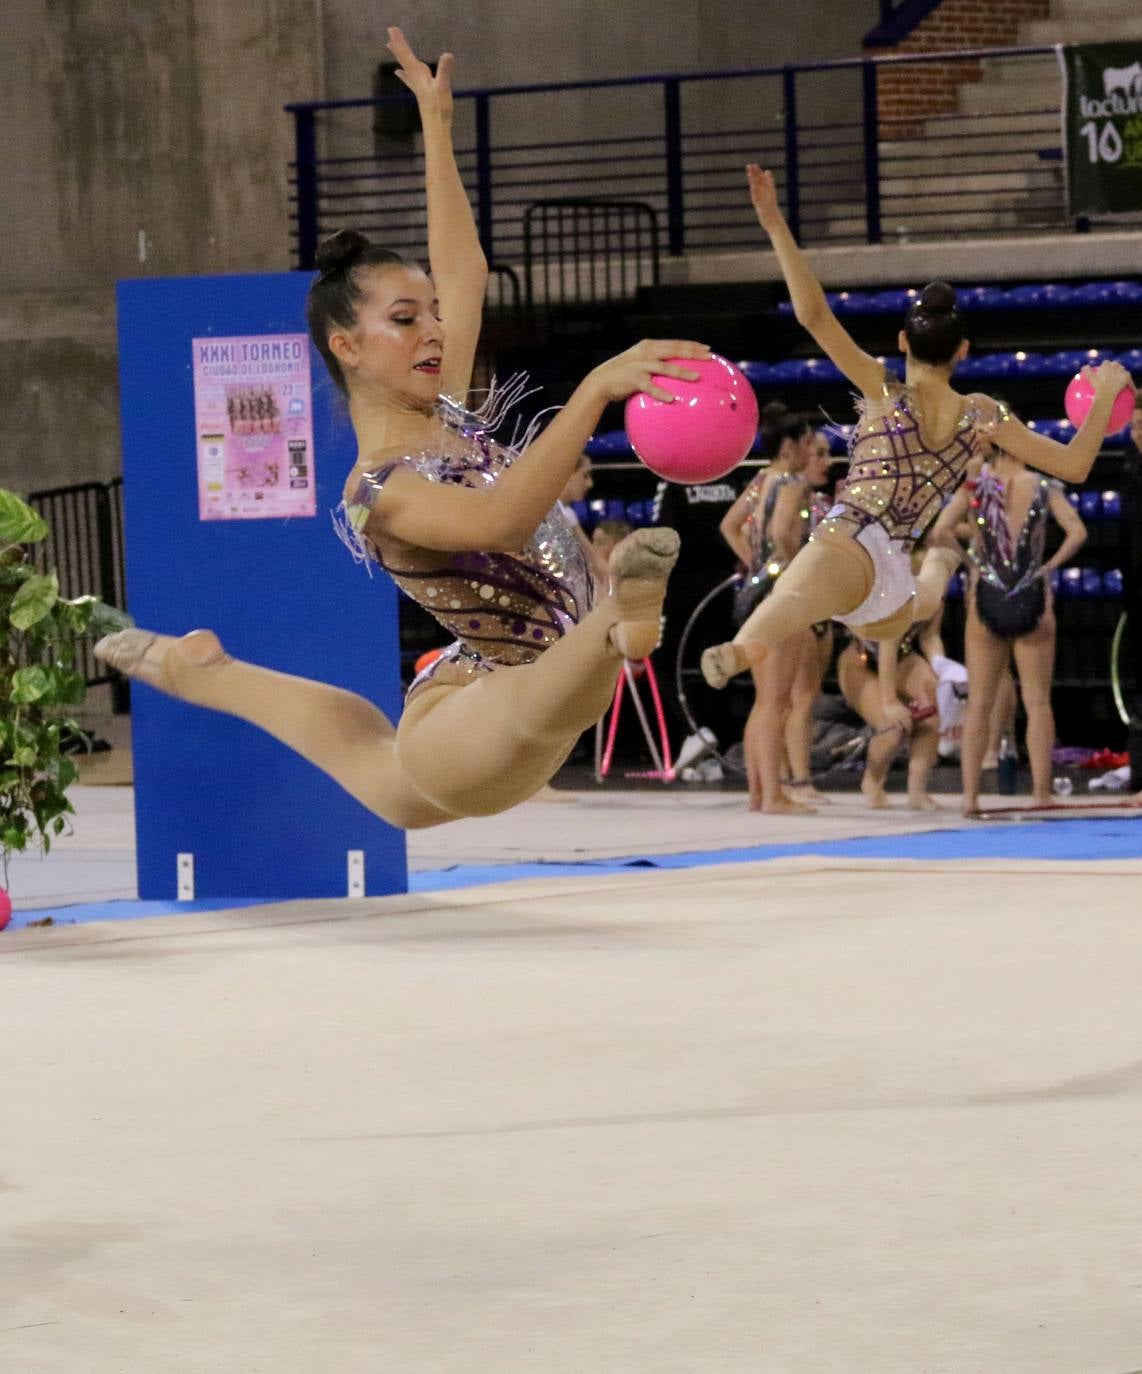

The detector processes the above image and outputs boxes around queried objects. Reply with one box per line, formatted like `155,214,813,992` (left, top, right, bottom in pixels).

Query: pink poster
192,334,315,521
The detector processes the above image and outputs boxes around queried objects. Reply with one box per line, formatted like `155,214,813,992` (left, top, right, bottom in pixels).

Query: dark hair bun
761,400,790,425
315,229,371,275
916,281,957,316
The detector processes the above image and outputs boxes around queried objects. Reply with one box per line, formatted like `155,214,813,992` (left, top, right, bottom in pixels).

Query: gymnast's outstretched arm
387,27,486,401
746,164,885,400
983,361,1135,485
364,340,711,554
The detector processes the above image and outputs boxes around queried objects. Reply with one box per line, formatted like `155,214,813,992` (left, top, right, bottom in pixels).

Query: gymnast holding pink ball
696,164,1135,691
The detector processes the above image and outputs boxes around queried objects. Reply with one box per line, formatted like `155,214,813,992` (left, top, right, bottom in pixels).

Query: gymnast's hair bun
761,400,790,426
315,229,371,275
916,281,957,316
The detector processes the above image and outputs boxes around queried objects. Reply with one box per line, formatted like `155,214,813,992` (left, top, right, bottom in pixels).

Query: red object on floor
0,888,11,932
1080,749,1129,771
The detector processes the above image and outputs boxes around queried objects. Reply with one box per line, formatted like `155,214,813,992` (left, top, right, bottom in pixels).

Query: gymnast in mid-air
96,28,707,829
701,165,1134,690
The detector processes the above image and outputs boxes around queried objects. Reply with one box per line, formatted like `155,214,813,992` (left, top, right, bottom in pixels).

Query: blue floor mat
409,816,1142,892
8,816,1140,928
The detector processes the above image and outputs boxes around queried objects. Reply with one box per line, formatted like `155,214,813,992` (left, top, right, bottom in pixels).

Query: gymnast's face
804,431,832,487
334,264,444,410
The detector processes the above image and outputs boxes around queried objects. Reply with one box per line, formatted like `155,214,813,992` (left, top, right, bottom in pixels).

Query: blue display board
117,273,408,900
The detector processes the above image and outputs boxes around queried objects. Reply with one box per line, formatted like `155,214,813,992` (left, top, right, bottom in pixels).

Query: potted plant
0,489,131,882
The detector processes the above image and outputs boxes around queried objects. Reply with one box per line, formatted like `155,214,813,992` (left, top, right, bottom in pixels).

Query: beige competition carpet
6,808,1142,1371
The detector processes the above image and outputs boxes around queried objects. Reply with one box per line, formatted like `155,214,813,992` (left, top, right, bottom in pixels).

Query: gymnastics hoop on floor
1110,611,1133,727
674,573,748,776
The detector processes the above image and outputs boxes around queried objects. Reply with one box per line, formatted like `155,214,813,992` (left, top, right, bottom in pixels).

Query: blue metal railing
287,44,1063,275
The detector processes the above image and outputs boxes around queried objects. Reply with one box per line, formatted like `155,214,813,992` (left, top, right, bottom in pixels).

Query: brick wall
870,0,1051,136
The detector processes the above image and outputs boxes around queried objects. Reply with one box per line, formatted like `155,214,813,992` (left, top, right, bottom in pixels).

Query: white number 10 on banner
1079,120,1125,164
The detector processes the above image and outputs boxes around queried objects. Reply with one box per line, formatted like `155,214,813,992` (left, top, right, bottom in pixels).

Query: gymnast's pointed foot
94,628,230,698
700,641,751,690
606,526,680,661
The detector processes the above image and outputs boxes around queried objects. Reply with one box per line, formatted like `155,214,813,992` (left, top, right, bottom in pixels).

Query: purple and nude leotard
337,399,595,701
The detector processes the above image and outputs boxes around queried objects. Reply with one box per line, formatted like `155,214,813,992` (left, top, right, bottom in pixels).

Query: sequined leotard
813,382,1010,629
735,470,805,612
338,397,595,700
969,465,1058,596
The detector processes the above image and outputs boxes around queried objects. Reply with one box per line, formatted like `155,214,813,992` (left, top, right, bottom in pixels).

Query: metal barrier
288,44,1080,275
523,199,659,310
26,478,127,694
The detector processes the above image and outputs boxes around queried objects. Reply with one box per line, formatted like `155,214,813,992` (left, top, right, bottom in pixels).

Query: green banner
1061,42,1142,216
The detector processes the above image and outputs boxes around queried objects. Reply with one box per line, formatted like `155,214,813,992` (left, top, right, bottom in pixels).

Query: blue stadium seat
739,360,772,385
1059,567,1083,599
832,291,873,314
767,358,809,383
799,357,844,382
868,289,911,315
957,285,1007,311
1012,351,1052,377
1037,283,1077,307
587,430,634,459
570,500,590,527
776,301,794,317
1006,283,1047,308
954,356,985,379
977,353,1018,378
1103,569,1124,599
1103,490,1123,520
1081,568,1103,599
1079,491,1102,521
1045,349,1092,377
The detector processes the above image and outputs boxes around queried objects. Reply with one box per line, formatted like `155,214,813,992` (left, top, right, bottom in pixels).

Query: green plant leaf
9,665,52,704
8,746,37,768
45,666,86,706
2,828,27,852
56,757,78,791
0,490,48,546
10,572,59,630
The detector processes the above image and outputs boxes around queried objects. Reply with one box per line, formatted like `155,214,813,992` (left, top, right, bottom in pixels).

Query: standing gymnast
783,426,837,803
701,165,1134,690
718,403,818,812
931,451,1087,815
95,29,707,829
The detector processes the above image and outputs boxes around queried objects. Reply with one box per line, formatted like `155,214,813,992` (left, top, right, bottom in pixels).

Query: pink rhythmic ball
625,354,759,484
0,887,11,932
1064,368,1134,433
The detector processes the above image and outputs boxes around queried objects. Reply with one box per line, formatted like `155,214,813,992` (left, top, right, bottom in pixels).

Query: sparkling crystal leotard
734,470,805,614
813,381,1011,628
337,395,595,700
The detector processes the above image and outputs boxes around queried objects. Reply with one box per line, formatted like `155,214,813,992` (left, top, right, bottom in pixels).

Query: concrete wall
0,0,323,496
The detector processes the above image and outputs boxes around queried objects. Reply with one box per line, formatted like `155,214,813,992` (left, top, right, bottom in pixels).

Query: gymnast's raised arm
387,27,487,402
746,164,885,401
